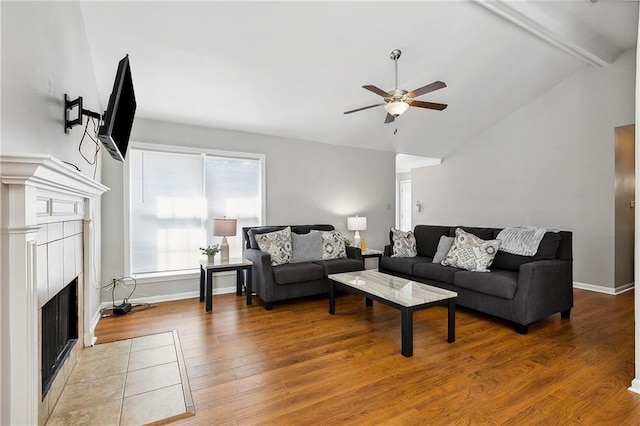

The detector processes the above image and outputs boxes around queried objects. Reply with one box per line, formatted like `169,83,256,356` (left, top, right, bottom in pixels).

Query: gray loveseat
379,225,573,334
242,225,364,310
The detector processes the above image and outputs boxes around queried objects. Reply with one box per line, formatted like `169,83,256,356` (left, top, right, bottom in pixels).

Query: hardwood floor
95,289,640,425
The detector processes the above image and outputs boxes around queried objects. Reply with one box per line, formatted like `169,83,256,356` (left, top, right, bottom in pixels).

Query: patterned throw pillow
319,230,347,260
391,228,417,258
255,226,292,266
441,228,501,272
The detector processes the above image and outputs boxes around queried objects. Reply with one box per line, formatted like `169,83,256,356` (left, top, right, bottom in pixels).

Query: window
128,145,263,275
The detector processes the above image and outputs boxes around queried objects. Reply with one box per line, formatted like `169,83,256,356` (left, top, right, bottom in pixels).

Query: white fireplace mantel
1,155,109,425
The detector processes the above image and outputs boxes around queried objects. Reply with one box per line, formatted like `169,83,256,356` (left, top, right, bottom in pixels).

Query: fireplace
41,278,78,398
0,155,108,425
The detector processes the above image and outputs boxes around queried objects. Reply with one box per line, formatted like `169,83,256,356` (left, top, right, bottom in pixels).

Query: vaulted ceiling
79,1,638,159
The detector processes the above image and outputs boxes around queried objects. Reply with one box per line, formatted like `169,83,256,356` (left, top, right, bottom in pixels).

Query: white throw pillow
441,228,501,272
391,228,417,258
319,230,347,260
255,227,293,266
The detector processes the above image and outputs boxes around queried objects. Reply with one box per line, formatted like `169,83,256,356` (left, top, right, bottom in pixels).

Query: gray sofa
379,225,573,334
242,225,364,310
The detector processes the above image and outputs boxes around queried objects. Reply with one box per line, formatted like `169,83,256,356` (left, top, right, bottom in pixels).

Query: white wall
412,49,635,292
1,1,103,421
1,0,103,315
101,118,396,301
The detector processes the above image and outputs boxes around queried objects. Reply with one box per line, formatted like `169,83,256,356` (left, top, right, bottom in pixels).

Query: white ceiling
79,1,638,160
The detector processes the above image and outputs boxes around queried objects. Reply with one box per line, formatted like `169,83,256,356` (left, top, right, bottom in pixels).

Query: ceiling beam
473,0,620,67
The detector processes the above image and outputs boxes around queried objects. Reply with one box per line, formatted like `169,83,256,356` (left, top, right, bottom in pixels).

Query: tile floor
46,330,194,425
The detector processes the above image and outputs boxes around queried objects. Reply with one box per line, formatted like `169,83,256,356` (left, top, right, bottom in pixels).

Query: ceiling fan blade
344,103,385,114
384,113,395,124
363,85,392,98
409,100,448,111
407,81,447,98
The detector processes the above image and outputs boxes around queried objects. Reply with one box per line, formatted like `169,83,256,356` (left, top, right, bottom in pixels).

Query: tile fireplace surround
0,155,108,425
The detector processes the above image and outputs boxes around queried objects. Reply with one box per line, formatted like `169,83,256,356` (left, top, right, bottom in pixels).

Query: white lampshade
213,218,237,237
347,216,367,231
384,100,410,116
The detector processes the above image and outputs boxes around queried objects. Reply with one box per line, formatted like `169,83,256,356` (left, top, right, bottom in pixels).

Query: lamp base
353,231,361,249
220,236,230,262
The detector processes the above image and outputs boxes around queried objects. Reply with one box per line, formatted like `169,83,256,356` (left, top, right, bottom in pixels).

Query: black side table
361,249,383,269
199,258,253,312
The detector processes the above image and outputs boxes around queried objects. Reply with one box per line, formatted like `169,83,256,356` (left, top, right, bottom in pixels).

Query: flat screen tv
98,55,136,161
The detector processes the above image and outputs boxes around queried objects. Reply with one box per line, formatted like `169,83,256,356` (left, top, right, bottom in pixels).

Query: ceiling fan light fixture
385,100,410,117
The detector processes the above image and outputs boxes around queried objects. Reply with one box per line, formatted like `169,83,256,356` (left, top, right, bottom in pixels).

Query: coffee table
328,270,457,357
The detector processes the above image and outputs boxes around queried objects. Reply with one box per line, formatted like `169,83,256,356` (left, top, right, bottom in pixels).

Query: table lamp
347,215,367,251
213,218,237,262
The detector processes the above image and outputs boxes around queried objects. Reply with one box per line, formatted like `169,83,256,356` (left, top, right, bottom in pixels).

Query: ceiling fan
344,49,448,124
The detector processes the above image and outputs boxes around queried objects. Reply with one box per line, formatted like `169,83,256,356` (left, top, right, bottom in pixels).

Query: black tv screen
98,55,136,161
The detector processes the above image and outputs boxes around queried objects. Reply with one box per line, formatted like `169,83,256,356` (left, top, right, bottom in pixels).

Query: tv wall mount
64,94,102,134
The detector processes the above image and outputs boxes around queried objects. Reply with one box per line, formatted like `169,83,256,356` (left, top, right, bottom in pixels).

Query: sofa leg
515,324,529,335
265,302,273,311
561,309,571,319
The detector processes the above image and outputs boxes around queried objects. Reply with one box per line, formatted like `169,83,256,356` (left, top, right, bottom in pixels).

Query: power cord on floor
100,303,156,318
101,276,142,316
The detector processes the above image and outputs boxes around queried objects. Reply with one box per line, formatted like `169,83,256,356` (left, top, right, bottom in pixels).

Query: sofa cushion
291,232,323,263
291,224,335,235
453,270,519,299
380,256,430,275
247,224,334,249
314,258,364,275
448,226,496,241
391,228,417,257
491,232,561,271
319,230,347,260
272,262,325,285
442,228,501,272
255,227,293,266
414,225,452,258
432,235,454,264
413,262,462,284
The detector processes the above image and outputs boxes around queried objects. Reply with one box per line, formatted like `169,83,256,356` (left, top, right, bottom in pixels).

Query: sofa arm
244,248,276,302
515,259,573,325
346,246,362,261
383,245,392,257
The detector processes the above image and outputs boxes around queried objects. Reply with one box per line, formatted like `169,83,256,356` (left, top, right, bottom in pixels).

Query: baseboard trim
573,281,634,295
98,285,238,312
85,308,102,347
629,378,640,394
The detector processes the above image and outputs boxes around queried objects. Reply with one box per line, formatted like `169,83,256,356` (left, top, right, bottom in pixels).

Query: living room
2,1,640,424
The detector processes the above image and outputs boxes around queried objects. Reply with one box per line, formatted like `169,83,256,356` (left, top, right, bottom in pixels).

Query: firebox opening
41,277,78,399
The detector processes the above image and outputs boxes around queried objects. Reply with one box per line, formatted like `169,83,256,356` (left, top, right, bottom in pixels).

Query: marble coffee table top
328,270,457,307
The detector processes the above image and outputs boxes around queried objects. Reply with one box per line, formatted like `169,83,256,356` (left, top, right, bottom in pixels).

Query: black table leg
206,270,213,313
401,308,413,357
448,299,456,343
236,269,243,296
246,267,252,305
365,297,373,307
199,265,205,302
329,282,335,314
